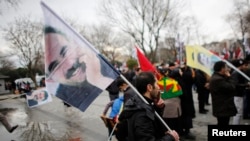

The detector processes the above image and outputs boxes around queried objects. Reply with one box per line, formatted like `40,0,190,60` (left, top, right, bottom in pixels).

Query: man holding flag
41,2,179,141
117,71,179,141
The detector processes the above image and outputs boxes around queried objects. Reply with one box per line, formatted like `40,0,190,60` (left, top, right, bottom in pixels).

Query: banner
26,87,52,108
186,45,221,76
41,1,119,112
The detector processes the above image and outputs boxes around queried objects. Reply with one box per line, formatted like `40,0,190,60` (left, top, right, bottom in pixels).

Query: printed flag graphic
157,77,182,99
26,87,52,108
41,1,119,112
186,45,221,76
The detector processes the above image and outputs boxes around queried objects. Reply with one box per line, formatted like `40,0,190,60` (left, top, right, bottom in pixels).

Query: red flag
135,46,160,79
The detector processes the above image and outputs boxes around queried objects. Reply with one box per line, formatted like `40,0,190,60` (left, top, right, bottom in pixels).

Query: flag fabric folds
186,45,221,76
41,1,119,112
135,46,161,79
157,77,182,99
135,46,156,72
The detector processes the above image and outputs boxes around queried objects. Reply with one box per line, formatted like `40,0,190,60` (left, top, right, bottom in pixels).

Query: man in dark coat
243,55,250,119
209,61,237,125
116,72,179,141
179,64,196,139
231,59,250,124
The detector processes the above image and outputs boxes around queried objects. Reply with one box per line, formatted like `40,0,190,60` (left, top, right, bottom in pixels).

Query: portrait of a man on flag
41,2,119,112
26,87,52,108
186,45,221,76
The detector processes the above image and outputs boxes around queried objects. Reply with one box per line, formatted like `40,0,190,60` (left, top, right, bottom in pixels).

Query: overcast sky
0,0,236,50
186,0,235,42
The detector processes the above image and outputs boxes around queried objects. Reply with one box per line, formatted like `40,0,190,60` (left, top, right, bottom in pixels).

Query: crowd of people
101,56,250,141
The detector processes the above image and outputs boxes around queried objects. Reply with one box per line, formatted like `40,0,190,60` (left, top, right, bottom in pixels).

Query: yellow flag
186,45,221,76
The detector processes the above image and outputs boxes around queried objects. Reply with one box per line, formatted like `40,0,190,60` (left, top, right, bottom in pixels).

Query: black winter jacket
118,95,175,141
209,72,237,117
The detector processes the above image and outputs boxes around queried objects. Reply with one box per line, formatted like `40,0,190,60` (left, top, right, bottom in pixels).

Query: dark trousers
163,117,182,135
243,91,250,119
205,92,210,104
217,117,230,126
197,91,206,112
181,116,193,134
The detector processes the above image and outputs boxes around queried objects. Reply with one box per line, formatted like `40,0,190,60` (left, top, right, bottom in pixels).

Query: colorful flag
41,1,119,112
26,87,52,108
186,45,221,76
135,46,160,79
157,77,182,99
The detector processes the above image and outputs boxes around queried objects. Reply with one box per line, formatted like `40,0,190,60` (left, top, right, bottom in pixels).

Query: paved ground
182,92,250,141
0,91,250,141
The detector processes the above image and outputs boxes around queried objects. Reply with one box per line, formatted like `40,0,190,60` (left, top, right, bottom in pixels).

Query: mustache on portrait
66,58,86,79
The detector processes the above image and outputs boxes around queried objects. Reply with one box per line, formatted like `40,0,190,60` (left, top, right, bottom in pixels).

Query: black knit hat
233,59,245,67
116,77,126,87
169,62,175,67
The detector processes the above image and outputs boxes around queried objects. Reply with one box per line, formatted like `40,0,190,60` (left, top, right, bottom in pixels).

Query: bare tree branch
101,0,176,62
84,24,130,63
2,16,44,87
0,0,21,15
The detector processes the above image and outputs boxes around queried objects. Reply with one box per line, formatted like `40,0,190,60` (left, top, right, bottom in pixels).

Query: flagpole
107,123,118,141
119,74,172,131
212,52,250,81
223,59,250,81
178,34,182,63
